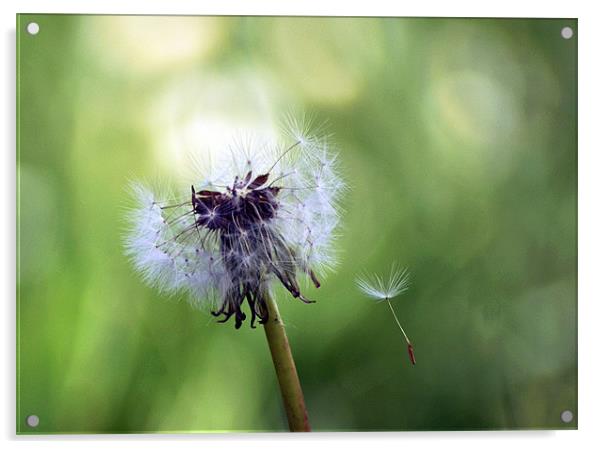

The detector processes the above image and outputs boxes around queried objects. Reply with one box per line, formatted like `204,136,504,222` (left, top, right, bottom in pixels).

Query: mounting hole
26,22,40,35
561,26,573,40
560,410,574,423
26,415,39,428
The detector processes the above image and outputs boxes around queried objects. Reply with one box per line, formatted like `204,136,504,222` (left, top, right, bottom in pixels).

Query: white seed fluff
124,120,344,318
356,266,411,301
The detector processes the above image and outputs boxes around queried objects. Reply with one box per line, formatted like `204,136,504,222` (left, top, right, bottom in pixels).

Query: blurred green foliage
17,15,577,433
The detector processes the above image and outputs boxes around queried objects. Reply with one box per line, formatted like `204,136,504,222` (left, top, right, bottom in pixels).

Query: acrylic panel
16,14,577,433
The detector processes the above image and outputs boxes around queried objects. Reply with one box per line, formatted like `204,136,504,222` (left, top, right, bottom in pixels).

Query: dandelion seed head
124,117,343,328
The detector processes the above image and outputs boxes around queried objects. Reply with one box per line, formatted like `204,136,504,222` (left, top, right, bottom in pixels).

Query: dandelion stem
263,294,311,432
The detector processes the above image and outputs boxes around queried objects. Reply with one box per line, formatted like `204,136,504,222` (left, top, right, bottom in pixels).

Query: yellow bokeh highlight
270,18,387,105
82,16,226,75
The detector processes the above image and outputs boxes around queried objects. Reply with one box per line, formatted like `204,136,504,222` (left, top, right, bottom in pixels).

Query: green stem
263,295,311,432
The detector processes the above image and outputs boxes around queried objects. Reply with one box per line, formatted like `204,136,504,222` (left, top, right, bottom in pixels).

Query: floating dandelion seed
356,266,415,365
125,118,344,329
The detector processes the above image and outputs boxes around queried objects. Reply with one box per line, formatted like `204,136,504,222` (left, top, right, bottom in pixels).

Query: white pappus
124,119,344,329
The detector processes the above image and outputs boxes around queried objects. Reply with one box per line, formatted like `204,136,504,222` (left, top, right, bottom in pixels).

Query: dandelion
356,266,416,365
124,117,343,431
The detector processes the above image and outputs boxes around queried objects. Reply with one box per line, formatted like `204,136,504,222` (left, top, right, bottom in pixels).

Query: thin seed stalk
385,298,416,365
263,295,311,432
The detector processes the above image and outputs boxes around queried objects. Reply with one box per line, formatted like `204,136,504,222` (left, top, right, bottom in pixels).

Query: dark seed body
192,173,319,328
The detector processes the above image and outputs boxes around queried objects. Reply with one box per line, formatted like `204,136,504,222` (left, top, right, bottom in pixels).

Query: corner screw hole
561,410,574,423
27,22,40,35
26,415,39,428
561,27,573,40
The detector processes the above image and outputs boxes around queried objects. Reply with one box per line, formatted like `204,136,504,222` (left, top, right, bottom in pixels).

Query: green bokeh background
17,15,577,433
